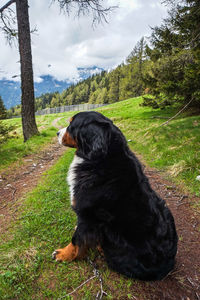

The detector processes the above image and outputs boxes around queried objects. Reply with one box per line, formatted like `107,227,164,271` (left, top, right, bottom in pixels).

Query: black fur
67,111,178,281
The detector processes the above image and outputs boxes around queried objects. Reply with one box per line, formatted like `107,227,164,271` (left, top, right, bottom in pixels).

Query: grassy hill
2,96,200,196
0,96,200,299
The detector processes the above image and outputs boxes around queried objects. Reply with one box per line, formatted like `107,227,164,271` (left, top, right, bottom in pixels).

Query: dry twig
159,97,194,127
58,275,96,299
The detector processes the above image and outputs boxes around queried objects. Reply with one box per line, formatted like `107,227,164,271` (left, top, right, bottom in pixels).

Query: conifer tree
144,0,200,108
108,68,121,103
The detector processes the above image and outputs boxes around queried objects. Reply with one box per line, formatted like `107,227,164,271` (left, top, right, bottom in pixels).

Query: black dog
53,111,178,281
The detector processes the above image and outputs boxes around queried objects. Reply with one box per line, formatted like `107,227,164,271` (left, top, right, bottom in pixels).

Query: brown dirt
0,139,67,234
0,128,200,299
0,117,66,234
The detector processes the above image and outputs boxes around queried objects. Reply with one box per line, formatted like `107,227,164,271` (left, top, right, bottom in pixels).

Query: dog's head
57,111,127,160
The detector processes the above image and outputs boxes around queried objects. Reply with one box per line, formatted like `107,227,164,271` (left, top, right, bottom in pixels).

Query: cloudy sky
0,0,168,82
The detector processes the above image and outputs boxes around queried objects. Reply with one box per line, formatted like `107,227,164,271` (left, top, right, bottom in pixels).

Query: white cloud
0,0,168,81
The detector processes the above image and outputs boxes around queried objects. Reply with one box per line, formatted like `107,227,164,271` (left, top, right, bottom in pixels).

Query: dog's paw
52,243,79,262
52,250,63,262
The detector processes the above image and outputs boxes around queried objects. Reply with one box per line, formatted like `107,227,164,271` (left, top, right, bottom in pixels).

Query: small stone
196,175,200,181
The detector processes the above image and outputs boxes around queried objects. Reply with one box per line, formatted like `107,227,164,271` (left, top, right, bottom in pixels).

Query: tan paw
52,243,79,262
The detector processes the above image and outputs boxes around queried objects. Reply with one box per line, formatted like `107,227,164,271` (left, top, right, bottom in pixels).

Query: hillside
1,96,200,195
0,96,200,299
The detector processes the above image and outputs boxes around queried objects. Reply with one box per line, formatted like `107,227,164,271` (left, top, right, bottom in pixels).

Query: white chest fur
67,155,84,204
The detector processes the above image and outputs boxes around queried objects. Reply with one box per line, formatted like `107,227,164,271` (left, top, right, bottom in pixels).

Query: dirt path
0,121,200,299
51,116,64,128
0,117,66,234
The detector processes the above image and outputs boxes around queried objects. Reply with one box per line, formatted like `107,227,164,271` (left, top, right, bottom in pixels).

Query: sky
0,0,168,82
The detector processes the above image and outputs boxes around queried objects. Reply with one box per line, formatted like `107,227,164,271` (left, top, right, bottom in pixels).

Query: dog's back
74,148,178,280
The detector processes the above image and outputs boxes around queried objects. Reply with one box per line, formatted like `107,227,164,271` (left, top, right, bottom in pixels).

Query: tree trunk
15,0,39,142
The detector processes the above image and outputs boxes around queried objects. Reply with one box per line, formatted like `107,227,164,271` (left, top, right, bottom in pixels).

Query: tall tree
0,0,38,141
0,0,115,141
126,37,147,96
16,0,39,141
144,0,200,109
108,67,121,103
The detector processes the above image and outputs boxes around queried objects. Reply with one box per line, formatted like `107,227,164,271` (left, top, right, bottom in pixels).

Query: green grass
1,96,200,299
0,112,74,171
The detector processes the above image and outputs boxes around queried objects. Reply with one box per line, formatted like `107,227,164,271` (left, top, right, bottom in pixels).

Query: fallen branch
159,97,194,127
176,202,188,207
196,293,200,300
187,277,198,288
58,275,96,299
143,97,194,137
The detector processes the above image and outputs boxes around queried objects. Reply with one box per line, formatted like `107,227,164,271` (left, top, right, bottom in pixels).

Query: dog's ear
77,120,111,160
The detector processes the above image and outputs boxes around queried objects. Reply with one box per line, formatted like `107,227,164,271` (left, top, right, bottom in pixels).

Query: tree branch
159,97,194,127
53,0,117,25
0,0,17,45
58,275,96,299
0,0,16,14
143,97,195,137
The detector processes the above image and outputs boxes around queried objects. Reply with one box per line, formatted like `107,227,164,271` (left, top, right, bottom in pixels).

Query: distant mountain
0,66,104,109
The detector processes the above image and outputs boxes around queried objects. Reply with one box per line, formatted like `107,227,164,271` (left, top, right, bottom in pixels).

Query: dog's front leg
52,242,79,262
52,224,89,262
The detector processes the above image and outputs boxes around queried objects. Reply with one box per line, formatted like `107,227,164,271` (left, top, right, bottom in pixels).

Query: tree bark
15,0,39,141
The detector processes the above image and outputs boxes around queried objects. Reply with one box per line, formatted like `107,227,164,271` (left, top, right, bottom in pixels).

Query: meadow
0,113,72,170
2,96,199,196
0,96,200,299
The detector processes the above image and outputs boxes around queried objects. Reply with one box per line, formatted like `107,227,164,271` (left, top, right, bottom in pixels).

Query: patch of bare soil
135,166,200,300
0,139,67,234
0,117,66,234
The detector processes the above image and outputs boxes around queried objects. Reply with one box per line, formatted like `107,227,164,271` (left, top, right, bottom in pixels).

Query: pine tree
144,0,200,108
108,68,121,103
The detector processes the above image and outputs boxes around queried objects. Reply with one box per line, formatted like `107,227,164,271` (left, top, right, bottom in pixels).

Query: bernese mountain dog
52,111,178,281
